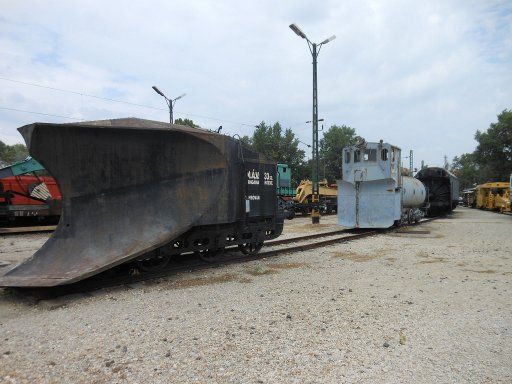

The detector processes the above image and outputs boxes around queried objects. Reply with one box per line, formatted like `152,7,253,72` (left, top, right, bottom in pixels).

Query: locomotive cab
338,141,426,228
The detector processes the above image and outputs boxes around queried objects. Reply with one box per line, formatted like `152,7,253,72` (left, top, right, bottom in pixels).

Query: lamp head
152,86,165,97
321,35,336,44
289,23,307,39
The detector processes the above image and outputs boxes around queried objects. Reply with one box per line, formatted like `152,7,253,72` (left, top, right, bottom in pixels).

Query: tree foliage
174,118,197,128
319,125,358,181
242,121,361,185
450,153,478,189
0,141,28,167
473,109,512,181
452,109,512,186
245,121,306,185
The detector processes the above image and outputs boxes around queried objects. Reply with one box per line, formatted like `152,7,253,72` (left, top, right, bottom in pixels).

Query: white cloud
0,0,511,166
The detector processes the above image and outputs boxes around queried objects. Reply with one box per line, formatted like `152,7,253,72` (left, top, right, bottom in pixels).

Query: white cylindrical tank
402,176,426,207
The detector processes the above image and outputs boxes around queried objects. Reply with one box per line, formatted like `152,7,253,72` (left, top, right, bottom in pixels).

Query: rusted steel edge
0,225,57,235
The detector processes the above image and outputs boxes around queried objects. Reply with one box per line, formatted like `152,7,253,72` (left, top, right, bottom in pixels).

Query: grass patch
399,330,407,345
419,257,446,264
245,266,278,276
171,273,237,288
267,262,309,270
331,251,376,262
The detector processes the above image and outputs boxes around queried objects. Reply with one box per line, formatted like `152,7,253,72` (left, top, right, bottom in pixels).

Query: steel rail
6,217,439,301
266,228,351,246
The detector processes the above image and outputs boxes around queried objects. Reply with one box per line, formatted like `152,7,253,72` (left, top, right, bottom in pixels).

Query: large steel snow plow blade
0,119,228,287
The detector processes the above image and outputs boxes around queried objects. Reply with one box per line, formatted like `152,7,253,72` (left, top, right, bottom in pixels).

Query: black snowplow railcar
0,118,283,287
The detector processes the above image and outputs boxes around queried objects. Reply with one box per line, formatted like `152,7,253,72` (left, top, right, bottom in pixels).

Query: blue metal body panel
337,142,403,228
338,179,400,228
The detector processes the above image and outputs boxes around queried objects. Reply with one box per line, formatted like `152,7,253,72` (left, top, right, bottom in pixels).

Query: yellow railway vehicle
475,182,511,213
293,179,338,214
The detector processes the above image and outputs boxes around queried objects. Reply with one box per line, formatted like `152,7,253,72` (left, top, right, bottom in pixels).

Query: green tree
319,125,358,182
0,140,28,166
293,159,313,184
473,109,512,181
249,121,306,185
240,135,252,145
0,141,7,155
174,118,197,128
450,153,479,189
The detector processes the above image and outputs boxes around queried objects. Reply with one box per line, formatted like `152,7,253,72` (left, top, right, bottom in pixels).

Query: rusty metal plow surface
0,119,227,287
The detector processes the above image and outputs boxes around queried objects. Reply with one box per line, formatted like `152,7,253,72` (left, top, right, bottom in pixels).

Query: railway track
0,225,56,235
4,218,438,301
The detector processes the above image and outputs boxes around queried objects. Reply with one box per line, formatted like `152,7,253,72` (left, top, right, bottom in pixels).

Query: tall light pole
152,86,186,124
289,23,335,224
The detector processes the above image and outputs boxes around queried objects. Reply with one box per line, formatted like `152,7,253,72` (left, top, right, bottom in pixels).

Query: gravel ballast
0,207,511,383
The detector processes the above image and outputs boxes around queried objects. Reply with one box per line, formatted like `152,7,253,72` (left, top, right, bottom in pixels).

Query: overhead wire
0,106,81,121
0,77,256,127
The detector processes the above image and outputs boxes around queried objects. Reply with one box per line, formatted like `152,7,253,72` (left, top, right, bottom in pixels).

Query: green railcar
276,163,295,197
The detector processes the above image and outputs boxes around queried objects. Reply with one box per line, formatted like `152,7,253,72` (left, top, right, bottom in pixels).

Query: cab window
354,150,361,163
364,149,376,162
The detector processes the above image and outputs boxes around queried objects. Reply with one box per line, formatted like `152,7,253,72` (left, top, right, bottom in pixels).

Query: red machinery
0,175,61,223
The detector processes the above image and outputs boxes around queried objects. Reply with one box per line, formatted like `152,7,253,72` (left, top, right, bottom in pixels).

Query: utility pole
151,86,186,124
289,23,335,224
409,150,413,176
311,43,320,223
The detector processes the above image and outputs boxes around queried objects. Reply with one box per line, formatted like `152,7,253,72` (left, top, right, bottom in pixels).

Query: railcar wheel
196,248,223,263
238,242,263,255
407,210,413,224
137,255,170,272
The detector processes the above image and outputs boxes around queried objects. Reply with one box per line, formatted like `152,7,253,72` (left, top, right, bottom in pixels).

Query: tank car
0,118,284,288
338,141,426,228
415,167,459,215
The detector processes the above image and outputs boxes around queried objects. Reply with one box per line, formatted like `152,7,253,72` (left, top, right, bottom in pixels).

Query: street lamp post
289,23,335,224
152,86,186,124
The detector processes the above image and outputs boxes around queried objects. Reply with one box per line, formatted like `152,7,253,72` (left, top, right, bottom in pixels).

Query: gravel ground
0,207,511,383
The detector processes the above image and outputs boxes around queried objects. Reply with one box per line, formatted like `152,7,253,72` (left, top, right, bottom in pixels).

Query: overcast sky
1,0,511,167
